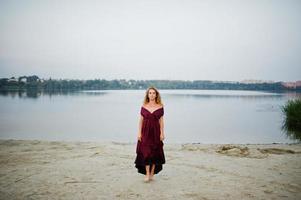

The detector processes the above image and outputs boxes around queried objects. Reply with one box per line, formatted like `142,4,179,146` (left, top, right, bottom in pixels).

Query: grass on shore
281,98,301,140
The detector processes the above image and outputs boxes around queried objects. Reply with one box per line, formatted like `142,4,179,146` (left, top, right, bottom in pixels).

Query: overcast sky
0,0,300,82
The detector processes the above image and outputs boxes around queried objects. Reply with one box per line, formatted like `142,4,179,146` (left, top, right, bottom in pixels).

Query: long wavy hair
143,86,163,106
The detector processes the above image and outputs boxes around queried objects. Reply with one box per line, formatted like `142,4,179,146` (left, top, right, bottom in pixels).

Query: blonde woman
134,86,166,182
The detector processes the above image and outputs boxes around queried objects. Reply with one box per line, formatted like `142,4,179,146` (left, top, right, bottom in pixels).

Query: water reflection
1,89,300,100
166,93,283,99
164,91,301,100
0,89,108,99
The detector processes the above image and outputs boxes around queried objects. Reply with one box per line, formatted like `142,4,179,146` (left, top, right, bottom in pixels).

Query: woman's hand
137,133,142,141
160,133,165,141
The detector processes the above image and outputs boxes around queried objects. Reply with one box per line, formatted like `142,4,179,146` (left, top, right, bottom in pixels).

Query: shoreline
1,138,300,145
1,139,300,199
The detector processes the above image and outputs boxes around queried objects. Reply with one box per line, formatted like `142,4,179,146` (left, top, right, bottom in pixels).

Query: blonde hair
143,86,163,106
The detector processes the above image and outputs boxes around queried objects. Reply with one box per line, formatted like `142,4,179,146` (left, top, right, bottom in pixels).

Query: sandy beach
0,139,300,200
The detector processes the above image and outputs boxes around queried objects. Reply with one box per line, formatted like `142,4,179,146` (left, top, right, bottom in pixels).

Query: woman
134,86,166,182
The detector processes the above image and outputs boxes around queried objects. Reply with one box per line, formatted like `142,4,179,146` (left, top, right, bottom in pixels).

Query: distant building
241,79,275,84
212,80,238,84
8,77,18,82
19,76,27,83
281,81,301,89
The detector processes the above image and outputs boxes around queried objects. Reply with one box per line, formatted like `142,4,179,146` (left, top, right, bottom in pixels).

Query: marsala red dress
134,106,166,175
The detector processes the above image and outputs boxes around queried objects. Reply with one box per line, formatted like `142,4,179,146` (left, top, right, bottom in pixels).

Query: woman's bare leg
144,165,150,182
150,164,155,180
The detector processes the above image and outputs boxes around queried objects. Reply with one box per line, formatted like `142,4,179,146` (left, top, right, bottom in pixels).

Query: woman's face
148,89,156,101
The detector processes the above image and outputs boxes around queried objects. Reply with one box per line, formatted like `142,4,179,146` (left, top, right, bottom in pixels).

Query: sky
0,0,300,82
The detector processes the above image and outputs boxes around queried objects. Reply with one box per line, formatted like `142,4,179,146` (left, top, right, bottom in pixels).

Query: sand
0,139,300,200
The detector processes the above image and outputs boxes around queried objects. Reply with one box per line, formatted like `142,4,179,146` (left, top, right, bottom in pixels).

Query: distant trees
0,75,300,92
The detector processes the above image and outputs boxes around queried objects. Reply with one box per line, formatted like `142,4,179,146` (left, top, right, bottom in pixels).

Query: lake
0,89,300,144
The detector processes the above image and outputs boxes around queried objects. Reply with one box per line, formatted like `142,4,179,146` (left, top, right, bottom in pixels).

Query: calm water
0,89,300,144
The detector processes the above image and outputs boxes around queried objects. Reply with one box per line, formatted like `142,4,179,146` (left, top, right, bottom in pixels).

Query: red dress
134,106,166,175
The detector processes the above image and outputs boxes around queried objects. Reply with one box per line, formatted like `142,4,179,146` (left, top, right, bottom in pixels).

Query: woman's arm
137,115,143,141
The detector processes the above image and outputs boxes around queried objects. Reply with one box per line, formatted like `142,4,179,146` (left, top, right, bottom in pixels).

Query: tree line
1,75,300,92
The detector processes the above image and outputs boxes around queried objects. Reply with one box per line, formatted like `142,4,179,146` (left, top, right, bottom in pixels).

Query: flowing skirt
134,140,165,175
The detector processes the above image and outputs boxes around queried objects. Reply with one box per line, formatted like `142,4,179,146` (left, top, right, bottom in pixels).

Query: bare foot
144,175,150,182
149,174,154,181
